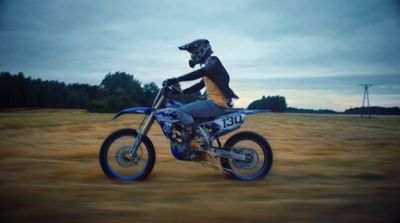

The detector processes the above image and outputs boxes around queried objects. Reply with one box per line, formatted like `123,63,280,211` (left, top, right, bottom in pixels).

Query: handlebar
161,81,181,97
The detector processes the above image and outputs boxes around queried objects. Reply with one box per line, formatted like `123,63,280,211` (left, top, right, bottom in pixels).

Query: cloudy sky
1,0,399,111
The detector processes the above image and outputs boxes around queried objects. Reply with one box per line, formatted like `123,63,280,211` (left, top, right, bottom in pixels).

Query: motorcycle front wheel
220,131,273,181
99,129,155,181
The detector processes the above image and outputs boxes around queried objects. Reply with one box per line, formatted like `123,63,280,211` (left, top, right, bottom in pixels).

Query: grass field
0,109,399,223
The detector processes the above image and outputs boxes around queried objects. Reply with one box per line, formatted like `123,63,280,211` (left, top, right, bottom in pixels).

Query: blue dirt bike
99,82,273,181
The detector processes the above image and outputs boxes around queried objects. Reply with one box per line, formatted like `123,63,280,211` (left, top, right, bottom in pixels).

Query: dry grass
0,109,399,223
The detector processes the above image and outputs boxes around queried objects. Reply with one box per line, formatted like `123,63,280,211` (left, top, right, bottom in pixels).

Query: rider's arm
177,69,205,82
177,57,217,82
182,80,205,94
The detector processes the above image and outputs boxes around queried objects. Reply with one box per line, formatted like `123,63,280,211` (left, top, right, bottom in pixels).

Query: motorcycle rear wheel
220,131,273,180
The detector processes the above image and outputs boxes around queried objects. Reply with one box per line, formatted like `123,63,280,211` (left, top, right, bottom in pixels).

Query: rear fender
242,109,271,115
201,109,271,138
113,107,152,119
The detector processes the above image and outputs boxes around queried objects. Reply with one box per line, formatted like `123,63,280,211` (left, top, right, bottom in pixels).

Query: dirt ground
0,109,399,223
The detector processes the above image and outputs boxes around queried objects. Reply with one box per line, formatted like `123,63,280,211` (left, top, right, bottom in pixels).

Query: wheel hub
116,146,141,167
233,149,259,169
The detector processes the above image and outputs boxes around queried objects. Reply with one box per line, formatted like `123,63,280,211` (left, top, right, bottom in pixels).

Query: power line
359,83,374,118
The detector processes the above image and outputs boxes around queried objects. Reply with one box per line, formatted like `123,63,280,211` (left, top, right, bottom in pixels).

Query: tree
248,95,287,112
87,72,149,112
142,82,160,106
100,72,142,97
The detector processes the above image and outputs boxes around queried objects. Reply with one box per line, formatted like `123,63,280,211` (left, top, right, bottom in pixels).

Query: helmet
178,39,213,68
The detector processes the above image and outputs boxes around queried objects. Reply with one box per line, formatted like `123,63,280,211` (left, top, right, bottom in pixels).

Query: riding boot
185,124,197,142
189,128,206,151
184,124,206,160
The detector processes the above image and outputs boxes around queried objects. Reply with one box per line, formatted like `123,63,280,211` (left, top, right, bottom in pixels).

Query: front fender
113,107,152,119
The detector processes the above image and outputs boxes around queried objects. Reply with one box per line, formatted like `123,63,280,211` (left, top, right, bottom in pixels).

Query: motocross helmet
178,39,213,68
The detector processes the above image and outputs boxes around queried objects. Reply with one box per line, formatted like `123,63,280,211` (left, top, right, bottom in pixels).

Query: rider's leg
179,100,226,119
175,100,226,142
173,109,197,142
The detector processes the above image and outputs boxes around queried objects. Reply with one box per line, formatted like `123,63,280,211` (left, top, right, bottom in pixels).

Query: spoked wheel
220,131,273,180
99,129,155,181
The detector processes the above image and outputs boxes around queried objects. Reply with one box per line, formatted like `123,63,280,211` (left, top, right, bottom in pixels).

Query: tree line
0,72,98,109
344,106,400,115
3,71,398,115
1,71,288,113
286,107,337,114
0,71,199,112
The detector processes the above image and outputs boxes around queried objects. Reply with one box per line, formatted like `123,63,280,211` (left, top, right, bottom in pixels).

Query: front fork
123,114,154,162
125,114,155,158
125,94,166,159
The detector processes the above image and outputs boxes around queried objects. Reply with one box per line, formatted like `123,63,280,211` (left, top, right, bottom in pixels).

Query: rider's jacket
203,76,227,108
178,56,239,107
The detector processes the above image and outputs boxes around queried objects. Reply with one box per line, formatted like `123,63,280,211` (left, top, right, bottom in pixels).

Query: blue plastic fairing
113,107,152,119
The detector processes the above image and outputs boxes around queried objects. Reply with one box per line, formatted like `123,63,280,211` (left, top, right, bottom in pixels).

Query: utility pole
359,83,374,118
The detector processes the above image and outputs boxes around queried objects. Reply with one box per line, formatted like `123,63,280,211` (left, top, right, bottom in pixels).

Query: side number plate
222,115,244,128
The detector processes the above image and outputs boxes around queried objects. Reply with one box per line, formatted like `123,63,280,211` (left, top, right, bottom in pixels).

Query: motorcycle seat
195,108,243,123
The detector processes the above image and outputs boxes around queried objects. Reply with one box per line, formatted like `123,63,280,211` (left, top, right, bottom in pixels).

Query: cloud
232,74,400,110
0,0,399,109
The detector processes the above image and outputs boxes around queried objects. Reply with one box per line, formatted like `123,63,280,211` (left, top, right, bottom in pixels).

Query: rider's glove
165,78,178,86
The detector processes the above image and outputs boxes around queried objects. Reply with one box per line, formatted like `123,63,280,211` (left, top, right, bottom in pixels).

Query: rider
165,39,239,146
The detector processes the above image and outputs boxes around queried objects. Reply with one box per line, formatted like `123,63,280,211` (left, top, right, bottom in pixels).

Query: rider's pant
175,100,226,128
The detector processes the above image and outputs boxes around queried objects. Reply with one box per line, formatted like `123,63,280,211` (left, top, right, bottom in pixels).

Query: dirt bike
99,82,273,181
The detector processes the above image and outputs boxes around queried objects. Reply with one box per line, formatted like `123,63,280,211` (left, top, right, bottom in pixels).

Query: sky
1,0,399,111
